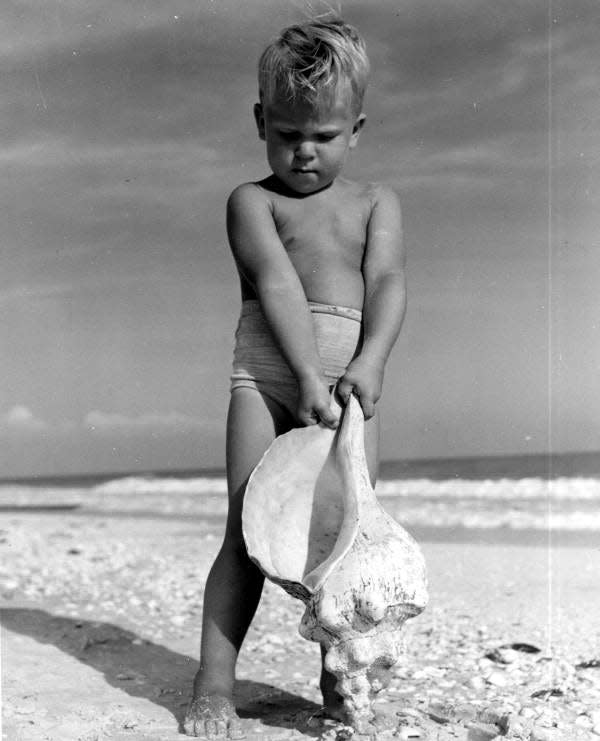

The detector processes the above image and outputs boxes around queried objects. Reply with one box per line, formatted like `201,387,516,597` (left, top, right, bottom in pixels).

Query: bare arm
337,185,406,418
227,183,338,427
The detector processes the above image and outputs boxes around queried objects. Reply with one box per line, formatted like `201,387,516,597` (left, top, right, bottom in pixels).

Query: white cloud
1,405,47,431
1,139,222,168
84,410,206,432
0,406,207,435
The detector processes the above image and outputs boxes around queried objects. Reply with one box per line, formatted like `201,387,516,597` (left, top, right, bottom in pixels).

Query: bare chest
271,187,371,268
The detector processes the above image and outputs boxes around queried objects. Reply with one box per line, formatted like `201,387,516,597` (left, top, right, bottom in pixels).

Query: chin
293,175,335,194
281,180,318,195
295,182,322,194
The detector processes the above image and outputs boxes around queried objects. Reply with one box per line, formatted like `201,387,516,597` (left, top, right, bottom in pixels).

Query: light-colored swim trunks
230,299,363,417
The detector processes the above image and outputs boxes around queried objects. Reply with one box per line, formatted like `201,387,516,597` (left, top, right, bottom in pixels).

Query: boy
184,17,405,739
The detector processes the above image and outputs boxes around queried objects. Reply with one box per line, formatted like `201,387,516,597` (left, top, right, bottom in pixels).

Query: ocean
1,452,599,543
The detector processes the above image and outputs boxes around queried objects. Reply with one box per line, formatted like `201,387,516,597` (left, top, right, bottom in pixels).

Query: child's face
254,91,366,195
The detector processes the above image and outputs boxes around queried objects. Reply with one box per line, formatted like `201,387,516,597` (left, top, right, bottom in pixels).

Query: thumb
296,407,318,427
359,396,375,420
316,402,339,429
335,378,354,405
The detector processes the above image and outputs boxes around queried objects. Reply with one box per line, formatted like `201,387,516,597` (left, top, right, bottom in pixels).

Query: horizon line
2,449,599,486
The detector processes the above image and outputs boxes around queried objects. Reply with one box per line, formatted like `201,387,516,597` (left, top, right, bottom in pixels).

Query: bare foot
183,693,245,739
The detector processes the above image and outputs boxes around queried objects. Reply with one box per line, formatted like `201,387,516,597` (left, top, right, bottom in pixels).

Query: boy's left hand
336,356,384,419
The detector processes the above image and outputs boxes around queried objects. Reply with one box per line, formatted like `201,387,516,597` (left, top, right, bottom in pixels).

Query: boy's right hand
296,374,339,429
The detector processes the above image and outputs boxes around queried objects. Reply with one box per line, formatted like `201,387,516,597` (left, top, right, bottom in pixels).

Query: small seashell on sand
484,670,507,687
529,726,562,741
396,726,423,739
243,396,428,732
464,723,500,741
466,676,486,691
574,714,593,728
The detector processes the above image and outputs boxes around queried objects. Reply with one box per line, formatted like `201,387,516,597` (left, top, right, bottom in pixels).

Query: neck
263,174,335,198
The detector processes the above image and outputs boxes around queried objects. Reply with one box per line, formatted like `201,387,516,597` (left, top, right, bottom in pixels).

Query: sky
1,0,599,477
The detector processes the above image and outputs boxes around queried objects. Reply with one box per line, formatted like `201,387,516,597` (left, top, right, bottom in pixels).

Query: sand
1,500,600,740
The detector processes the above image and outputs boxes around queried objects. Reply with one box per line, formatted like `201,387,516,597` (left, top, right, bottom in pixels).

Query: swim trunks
230,300,363,417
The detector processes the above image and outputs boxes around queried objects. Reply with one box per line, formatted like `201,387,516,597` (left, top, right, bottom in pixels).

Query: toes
204,719,244,740
228,719,246,739
182,709,198,737
207,718,229,738
182,696,245,739
183,703,204,737
204,720,219,738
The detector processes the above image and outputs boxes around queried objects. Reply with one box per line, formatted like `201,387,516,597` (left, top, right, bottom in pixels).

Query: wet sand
1,501,599,740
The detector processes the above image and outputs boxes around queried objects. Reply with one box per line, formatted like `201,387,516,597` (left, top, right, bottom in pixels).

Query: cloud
1,405,47,431
355,0,598,163
84,410,207,433
2,136,235,286
5,0,597,152
2,3,266,150
0,406,207,435
2,0,598,476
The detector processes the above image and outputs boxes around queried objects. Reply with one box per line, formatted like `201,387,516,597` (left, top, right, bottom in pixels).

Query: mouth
292,168,317,175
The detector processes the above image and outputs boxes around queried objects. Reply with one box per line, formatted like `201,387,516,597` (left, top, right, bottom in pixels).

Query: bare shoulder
227,181,271,213
226,180,282,264
365,182,402,214
337,178,401,215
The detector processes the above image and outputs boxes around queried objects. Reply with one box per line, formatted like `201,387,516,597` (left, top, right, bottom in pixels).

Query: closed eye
276,131,339,143
278,131,300,141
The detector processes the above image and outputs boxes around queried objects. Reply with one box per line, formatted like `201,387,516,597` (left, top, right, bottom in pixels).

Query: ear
254,102,266,141
349,113,366,149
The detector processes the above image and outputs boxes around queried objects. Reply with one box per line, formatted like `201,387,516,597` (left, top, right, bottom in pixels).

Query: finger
317,404,339,429
358,395,375,420
297,409,318,427
335,379,353,404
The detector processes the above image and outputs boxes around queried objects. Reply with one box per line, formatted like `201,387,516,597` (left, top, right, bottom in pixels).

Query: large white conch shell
242,395,428,732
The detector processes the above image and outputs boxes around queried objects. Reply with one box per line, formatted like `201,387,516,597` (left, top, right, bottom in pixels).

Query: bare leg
319,411,379,719
184,389,292,738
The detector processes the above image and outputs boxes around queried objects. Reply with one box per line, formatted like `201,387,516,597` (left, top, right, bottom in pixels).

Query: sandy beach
1,492,599,740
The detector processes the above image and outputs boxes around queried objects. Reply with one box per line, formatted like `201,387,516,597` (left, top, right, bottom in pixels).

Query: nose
294,140,315,161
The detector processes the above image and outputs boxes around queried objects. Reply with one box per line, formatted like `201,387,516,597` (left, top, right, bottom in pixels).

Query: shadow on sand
1,607,324,738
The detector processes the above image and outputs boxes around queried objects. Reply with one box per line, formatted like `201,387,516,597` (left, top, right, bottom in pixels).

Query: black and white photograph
2,1,599,739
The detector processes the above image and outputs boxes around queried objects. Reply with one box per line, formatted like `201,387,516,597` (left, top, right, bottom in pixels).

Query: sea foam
87,474,600,501
1,475,598,532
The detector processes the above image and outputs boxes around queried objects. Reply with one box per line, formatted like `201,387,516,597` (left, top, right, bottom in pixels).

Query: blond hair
258,18,370,114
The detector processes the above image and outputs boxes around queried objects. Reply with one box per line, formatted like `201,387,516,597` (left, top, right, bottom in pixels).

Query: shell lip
241,418,339,590
299,398,363,593
243,397,363,596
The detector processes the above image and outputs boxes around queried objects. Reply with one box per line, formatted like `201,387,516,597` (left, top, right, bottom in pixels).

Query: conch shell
242,395,428,732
